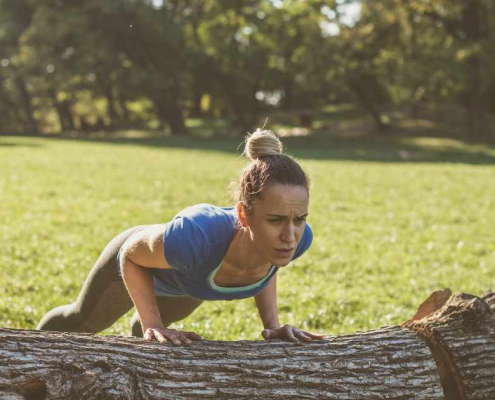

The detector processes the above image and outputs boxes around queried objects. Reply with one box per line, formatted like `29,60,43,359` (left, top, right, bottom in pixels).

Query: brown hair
233,129,310,212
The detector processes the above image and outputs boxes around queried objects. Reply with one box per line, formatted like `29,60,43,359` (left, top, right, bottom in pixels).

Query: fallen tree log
405,290,495,400
0,327,443,399
0,290,493,400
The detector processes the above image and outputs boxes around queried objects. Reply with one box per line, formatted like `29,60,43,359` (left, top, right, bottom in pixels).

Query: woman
38,129,324,345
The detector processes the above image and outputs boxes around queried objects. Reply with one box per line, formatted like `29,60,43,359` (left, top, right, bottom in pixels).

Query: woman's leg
130,296,203,337
37,226,145,333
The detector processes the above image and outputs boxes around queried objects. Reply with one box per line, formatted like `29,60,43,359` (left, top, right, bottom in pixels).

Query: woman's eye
269,219,283,223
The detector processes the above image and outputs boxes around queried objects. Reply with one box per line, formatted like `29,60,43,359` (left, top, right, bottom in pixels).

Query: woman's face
241,183,309,267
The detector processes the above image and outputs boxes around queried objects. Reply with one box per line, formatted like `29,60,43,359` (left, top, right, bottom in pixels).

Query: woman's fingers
177,333,192,345
303,331,325,339
261,329,272,340
144,328,202,345
262,326,300,341
183,331,203,341
282,325,298,342
293,329,313,342
144,328,168,344
153,329,168,344
143,328,156,341
164,329,183,345
261,326,325,343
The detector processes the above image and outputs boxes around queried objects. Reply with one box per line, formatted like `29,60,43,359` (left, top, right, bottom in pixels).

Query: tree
0,0,38,133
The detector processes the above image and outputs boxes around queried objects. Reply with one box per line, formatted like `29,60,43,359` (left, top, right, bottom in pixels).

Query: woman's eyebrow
267,213,309,218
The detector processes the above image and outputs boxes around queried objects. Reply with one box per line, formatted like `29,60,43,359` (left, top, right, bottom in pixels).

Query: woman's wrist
263,322,281,330
142,321,165,331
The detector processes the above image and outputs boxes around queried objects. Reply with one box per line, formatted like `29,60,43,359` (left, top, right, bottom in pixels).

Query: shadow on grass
0,142,44,148
3,103,495,165
7,131,493,165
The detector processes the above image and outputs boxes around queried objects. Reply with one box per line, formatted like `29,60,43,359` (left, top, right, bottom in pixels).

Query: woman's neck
224,228,269,271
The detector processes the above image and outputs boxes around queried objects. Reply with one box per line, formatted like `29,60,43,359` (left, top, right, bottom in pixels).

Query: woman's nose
280,223,295,243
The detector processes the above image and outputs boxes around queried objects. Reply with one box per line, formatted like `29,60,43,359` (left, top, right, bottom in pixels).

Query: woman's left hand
261,325,325,343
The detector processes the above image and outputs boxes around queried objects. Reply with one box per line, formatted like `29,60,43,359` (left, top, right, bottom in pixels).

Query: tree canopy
0,0,493,136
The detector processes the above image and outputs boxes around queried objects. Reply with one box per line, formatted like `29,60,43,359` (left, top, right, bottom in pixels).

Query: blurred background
1,0,494,139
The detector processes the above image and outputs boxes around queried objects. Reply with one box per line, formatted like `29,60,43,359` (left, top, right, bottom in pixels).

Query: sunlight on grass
321,103,356,113
402,137,495,156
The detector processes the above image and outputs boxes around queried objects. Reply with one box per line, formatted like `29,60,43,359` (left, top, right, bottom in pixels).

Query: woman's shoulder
176,203,235,220
164,204,237,271
292,223,313,261
171,203,238,245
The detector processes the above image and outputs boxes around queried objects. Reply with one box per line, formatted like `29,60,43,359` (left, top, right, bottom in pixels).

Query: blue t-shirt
130,204,312,300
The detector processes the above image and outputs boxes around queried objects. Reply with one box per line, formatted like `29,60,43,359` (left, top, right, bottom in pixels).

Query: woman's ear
237,202,249,227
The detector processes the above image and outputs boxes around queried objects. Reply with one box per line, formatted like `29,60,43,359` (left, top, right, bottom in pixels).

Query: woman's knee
38,301,120,334
129,298,203,337
37,303,89,332
157,297,203,326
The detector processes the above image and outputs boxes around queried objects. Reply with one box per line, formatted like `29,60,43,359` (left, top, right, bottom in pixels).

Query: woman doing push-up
38,129,324,345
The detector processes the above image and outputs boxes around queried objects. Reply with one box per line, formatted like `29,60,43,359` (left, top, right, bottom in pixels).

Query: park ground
1,105,495,340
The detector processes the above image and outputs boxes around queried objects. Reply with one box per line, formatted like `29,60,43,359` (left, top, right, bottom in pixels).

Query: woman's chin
271,257,292,268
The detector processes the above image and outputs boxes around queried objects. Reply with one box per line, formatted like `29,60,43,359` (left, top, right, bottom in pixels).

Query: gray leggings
37,226,202,337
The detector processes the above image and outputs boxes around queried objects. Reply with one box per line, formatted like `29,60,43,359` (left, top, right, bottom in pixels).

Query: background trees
0,0,493,137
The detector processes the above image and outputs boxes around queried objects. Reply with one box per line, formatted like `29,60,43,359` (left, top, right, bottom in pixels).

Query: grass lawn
1,129,494,341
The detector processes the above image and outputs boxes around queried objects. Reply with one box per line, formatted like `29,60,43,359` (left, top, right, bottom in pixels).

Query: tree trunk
1,291,494,399
190,79,204,118
151,81,188,136
0,81,24,133
49,89,75,133
405,290,495,400
153,95,188,135
462,0,490,138
60,100,76,131
48,89,65,131
117,90,131,125
281,77,294,111
347,78,389,133
103,83,119,127
15,75,38,134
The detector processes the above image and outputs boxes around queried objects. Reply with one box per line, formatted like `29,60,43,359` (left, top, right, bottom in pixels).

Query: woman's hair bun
243,128,283,161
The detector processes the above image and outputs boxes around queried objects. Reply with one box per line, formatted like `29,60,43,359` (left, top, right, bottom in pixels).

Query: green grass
1,132,494,341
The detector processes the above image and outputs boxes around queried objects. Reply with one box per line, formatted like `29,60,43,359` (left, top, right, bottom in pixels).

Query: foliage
0,0,494,136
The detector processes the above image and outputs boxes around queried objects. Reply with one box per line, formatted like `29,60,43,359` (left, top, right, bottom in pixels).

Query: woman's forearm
121,257,162,329
254,275,280,329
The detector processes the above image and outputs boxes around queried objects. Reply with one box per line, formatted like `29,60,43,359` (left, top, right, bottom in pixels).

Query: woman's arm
119,226,201,345
254,274,280,329
254,273,325,342
120,256,163,332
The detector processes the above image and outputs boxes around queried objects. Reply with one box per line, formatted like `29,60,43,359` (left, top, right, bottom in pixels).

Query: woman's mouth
274,248,294,257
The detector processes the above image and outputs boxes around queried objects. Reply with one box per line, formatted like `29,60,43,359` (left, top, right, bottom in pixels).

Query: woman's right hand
143,326,202,345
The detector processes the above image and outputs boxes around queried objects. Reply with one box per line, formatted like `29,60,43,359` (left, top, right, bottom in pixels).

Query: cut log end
404,290,495,400
407,288,453,323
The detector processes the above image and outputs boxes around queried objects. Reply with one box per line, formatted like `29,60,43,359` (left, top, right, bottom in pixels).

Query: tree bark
0,327,443,399
404,289,495,400
1,291,494,399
